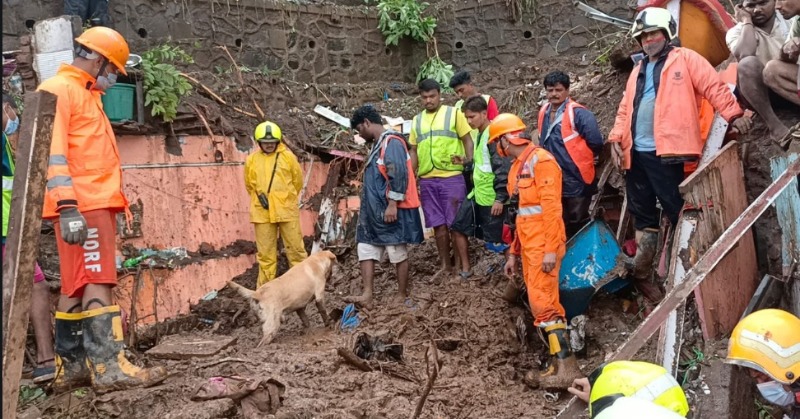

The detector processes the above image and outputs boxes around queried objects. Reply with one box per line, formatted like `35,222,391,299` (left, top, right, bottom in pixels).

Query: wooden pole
556,158,800,418
2,91,57,419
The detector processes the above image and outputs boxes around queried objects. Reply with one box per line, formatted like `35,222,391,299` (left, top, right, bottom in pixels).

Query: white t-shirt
726,13,793,64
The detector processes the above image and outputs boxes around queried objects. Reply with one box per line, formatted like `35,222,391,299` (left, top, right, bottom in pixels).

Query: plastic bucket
101,83,136,122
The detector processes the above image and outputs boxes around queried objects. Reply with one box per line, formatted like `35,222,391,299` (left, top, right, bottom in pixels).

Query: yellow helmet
254,121,282,142
725,309,800,385
588,361,689,418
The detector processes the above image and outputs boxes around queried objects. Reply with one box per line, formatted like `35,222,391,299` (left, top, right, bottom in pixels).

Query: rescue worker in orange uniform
38,27,167,394
489,113,581,390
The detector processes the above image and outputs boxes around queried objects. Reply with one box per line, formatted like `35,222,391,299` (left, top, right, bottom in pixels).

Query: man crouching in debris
38,27,167,393
488,113,581,390
609,7,748,303
344,105,424,309
245,121,308,287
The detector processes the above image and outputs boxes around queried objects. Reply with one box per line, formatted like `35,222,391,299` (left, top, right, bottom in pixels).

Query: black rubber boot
53,311,91,393
83,305,168,394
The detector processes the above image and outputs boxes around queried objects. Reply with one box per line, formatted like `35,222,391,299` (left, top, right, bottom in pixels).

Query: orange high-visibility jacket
608,47,743,170
537,99,596,184
377,134,420,209
507,145,566,256
38,64,128,218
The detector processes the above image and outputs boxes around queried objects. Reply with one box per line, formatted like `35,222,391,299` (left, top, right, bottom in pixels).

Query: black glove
59,207,88,245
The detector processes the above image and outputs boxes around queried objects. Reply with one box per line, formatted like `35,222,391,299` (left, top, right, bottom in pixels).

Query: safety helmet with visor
724,309,800,385
587,360,690,418
254,121,283,143
487,113,531,158
631,7,678,41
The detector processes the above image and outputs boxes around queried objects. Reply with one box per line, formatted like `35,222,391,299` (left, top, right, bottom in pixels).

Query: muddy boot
53,312,91,393
83,306,168,394
632,228,664,303
526,321,582,390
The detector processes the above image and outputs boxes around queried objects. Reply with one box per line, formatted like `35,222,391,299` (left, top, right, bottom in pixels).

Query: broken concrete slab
146,335,237,360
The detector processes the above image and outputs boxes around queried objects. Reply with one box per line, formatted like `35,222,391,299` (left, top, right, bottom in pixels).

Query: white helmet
631,7,678,40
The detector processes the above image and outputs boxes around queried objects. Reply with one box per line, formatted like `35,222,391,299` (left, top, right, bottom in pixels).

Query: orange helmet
75,27,130,76
488,113,527,143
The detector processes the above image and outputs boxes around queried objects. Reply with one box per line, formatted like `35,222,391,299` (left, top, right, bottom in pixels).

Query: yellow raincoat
244,142,307,285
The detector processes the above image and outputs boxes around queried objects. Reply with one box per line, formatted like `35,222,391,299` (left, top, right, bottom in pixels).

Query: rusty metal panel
679,142,759,339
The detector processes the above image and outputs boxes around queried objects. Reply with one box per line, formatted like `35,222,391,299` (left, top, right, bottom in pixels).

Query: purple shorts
419,175,467,228
2,244,46,283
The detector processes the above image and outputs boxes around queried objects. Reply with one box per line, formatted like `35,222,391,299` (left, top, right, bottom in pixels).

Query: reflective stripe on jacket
2,134,14,237
608,47,743,170
538,98,596,184
244,142,304,224
37,64,128,218
377,134,420,209
413,106,464,176
507,145,565,255
469,129,496,206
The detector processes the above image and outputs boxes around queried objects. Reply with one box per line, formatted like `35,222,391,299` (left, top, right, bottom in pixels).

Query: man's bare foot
343,295,374,310
390,293,408,305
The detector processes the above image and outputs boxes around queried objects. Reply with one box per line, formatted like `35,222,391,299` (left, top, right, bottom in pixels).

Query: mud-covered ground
21,238,657,419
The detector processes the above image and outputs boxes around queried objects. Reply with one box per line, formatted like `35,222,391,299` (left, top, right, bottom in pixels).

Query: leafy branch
376,0,436,46
142,45,193,122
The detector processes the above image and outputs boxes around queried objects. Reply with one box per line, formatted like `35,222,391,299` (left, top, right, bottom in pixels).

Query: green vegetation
376,0,437,46
142,45,193,122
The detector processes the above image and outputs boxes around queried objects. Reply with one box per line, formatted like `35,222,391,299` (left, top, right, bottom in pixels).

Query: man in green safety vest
450,96,511,279
2,94,56,383
409,79,474,277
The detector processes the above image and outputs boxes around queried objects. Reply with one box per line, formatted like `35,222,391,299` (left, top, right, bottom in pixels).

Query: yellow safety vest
413,105,464,176
2,134,15,237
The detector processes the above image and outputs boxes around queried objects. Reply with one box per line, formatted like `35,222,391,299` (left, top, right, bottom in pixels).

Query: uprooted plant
372,0,454,90
142,44,194,122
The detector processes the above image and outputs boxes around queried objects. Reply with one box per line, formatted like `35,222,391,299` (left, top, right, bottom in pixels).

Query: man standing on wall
728,0,795,140
538,71,604,239
409,79,474,277
38,27,167,393
244,121,308,287
344,105,424,308
450,96,511,279
609,8,747,302
489,113,580,390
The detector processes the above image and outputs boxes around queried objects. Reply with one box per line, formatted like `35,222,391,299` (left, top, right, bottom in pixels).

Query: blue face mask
757,381,795,407
3,108,19,135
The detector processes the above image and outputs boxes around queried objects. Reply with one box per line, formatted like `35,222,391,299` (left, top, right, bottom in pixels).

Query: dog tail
226,280,255,299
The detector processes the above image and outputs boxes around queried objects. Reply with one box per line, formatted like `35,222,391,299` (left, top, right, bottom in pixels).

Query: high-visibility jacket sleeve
533,158,563,253
608,87,631,144
288,153,303,194
686,49,743,122
244,154,255,196
45,86,78,212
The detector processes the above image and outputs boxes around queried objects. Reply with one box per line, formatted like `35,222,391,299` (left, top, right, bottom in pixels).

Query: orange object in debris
507,144,567,326
639,0,735,67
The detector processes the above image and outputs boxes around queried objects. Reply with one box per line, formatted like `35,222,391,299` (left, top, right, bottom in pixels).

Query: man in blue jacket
538,71,604,238
345,105,424,309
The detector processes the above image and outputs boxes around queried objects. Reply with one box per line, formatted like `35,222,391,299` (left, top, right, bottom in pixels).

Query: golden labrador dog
227,250,335,346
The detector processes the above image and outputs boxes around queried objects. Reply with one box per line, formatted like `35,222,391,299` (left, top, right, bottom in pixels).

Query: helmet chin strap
94,57,110,82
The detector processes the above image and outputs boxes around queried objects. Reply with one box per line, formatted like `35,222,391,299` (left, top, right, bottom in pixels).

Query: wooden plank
2,91,57,419
314,105,351,128
556,157,800,418
135,79,146,125
146,335,237,359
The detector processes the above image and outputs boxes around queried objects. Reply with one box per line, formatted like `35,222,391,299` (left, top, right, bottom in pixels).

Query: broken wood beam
557,157,800,418
2,91,57,419
336,348,373,372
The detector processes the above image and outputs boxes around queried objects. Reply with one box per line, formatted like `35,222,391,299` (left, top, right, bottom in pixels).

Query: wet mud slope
29,240,649,419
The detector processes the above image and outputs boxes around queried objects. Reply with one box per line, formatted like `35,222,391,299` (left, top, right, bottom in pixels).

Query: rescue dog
227,250,335,346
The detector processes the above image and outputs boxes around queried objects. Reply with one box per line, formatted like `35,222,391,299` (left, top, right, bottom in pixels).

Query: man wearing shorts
409,79,474,276
451,96,511,279
2,94,55,383
39,27,166,393
345,105,423,308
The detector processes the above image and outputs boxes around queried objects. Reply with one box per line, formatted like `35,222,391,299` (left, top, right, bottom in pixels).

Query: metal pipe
121,161,245,169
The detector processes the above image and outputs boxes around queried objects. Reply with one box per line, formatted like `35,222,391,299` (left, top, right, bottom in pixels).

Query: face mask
95,73,117,91
3,108,19,135
757,381,795,407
